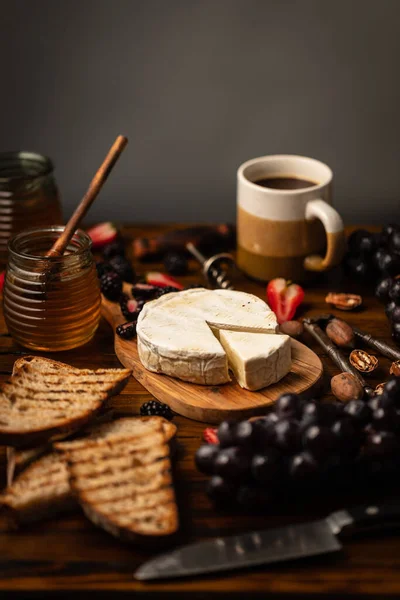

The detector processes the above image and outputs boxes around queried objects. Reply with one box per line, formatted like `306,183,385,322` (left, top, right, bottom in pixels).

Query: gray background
1,0,399,224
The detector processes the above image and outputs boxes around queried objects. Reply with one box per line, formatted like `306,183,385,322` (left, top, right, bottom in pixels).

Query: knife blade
135,503,400,580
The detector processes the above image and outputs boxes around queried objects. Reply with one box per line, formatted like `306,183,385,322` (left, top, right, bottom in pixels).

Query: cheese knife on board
135,502,400,580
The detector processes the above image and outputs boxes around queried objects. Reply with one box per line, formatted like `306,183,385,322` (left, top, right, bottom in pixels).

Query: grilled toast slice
65,423,178,541
0,358,131,447
1,417,176,528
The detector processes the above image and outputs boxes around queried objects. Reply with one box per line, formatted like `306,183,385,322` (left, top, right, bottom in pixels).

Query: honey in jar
0,152,62,266
4,227,101,351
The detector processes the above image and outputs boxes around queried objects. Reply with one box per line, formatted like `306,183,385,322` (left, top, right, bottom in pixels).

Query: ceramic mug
236,154,346,282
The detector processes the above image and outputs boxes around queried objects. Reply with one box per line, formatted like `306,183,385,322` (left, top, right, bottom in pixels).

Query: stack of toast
0,356,179,542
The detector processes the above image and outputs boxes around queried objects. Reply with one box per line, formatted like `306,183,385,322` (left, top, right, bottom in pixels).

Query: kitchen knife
135,503,400,580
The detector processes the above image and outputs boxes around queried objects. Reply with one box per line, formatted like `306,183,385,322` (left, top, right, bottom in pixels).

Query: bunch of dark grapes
195,387,400,509
344,225,400,283
375,275,400,344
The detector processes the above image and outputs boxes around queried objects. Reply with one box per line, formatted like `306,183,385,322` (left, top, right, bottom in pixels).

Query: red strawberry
203,427,219,444
0,271,5,294
146,271,184,290
266,278,304,324
87,222,118,249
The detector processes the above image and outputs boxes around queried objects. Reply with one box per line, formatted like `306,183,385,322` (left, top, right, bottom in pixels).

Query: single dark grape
234,420,256,448
391,306,400,323
217,420,238,448
301,401,342,427
344,399,372,427
289,451,319,480
375,251,400,275
389,280,400,302
275,393,301,419
373,407,400,432
344,255,370,280
385,301,397,320
303,425,337,458
375,277,394,303
392,323,400,345
364,431,399,457
331,418,360,456
390,231,400,254
214,447,251,481
206,476,236,504
251,448,281,484
253,414,279,449
380,224,400,247
347,229,376,255
274,419,301,453
385,376,400,398
259,412,280,425
195,444,220,474
373,391,396,410
299,401,320,433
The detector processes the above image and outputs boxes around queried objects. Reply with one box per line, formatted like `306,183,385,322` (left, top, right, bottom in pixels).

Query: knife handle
328,503,400,538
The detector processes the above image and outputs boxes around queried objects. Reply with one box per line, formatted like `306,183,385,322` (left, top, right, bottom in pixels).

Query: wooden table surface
1,224,400,599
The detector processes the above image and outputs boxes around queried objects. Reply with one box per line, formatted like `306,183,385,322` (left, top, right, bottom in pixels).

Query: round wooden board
102,292,323,424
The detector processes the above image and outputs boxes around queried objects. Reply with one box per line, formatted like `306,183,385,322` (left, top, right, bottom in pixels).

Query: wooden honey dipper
46,134,128,258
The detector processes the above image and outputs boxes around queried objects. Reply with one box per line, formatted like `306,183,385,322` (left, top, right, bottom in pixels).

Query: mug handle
304,199,347,272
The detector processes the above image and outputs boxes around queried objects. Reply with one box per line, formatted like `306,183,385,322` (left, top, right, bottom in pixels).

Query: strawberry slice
0,271,5,294
203,427,219,444
266,278,304,324
87,222,118,249
146,271,184,290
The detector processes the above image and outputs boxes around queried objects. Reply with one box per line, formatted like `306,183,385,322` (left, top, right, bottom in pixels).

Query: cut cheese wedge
218,330,291,391
137,289,290,390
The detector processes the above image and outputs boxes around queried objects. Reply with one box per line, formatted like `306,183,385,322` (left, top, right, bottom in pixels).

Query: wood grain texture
101,290,323,423
1,223,400,598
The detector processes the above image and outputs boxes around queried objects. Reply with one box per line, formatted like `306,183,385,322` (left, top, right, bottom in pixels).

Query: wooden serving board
101,292,323,423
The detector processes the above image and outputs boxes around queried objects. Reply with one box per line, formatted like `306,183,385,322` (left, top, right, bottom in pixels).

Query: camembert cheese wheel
136,289,291,390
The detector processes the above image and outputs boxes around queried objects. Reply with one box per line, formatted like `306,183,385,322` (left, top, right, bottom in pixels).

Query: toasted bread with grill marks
0,357,131,448
1,417,177,529
66,424,178,541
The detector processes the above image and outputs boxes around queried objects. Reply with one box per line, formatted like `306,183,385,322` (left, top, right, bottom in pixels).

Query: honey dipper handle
46,135,128,257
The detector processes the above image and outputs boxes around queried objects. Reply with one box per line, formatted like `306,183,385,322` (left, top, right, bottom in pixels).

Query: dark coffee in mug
254,176,317,190
237,155,346,282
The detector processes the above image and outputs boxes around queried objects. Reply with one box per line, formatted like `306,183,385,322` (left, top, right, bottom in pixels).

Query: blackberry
164,251,188,276
119,294,144,321
100,271,122,301
140,400,173,420
109,255,135,283
154,286,180,299
102,238,126,260
116,321,137,339
96,261,114,279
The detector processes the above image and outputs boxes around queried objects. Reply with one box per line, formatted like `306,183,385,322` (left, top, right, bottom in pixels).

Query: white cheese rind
219,330,291,391
136,289,281,387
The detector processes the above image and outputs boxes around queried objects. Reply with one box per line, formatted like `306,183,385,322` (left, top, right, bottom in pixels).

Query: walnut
325,318,355,348
349,349,378,373
331,372,364,402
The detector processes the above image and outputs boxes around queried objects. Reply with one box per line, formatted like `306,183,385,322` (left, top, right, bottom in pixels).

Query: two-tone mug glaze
237,155,346,282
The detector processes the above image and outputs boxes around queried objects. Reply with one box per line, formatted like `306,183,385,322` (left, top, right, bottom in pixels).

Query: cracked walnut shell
349,349,378,373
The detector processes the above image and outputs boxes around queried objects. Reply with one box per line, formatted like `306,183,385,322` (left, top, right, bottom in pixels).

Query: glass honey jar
0,152,62,266
4,227,101,351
